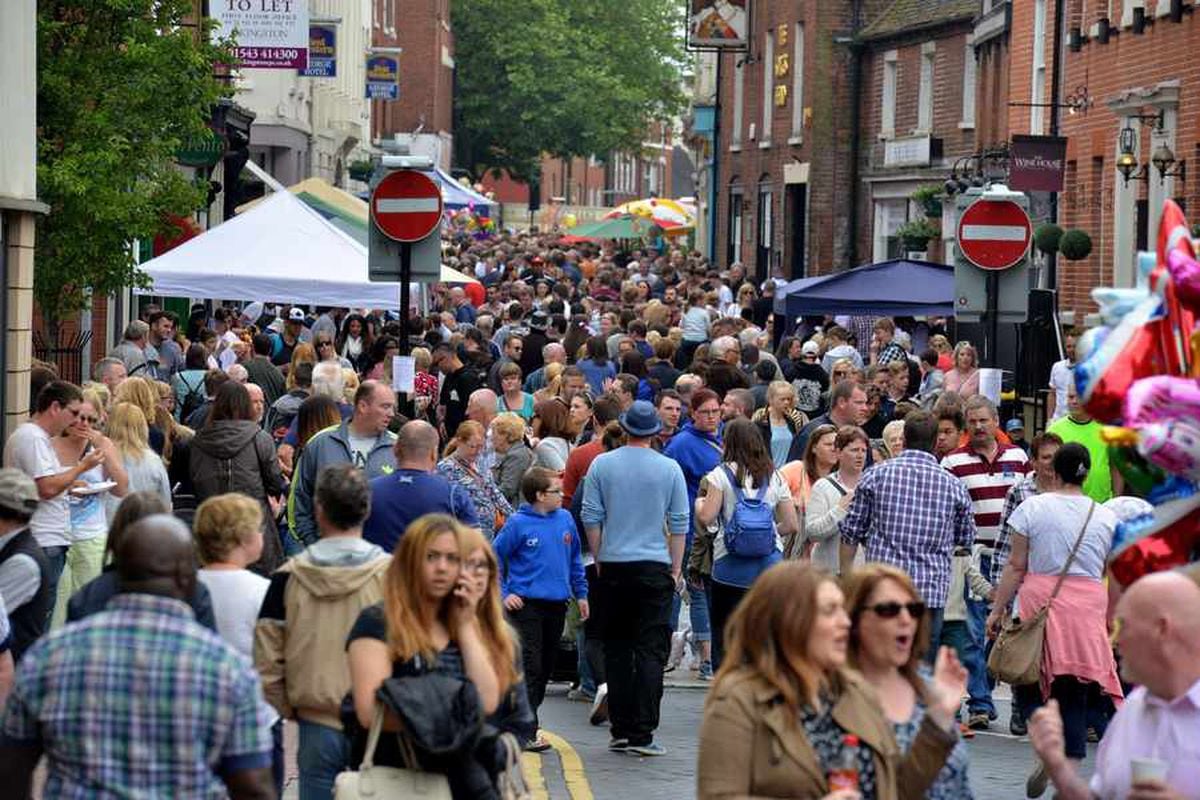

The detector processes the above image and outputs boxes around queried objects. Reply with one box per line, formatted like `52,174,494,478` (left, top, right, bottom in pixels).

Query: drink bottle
827,733,860,792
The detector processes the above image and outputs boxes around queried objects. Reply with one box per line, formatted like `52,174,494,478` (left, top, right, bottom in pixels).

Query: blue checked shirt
1,593,273,798
991,472,1042,585
839,449,976,607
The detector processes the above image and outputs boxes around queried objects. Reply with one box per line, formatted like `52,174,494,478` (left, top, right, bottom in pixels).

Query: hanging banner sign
213,0,309,70
299,24,336,77
687,0,749,51
1009,135,1068,192
365,54,400,100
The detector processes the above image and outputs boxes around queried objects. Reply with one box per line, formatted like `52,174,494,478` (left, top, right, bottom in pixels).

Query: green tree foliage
36,0,233,327
451,0,687,181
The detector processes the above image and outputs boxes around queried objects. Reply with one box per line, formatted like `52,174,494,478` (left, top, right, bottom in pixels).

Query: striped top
941,443,1030,547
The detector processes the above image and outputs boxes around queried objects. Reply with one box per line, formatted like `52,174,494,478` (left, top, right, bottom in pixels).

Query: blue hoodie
492,505,588,602
663,421,723,529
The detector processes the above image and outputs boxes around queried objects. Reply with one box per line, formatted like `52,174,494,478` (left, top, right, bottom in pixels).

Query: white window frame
760,31,774,148
1031,0,1047,135
789,22,806,143
960,37,976,129
916,42,935,134
732,56,745,150
881,50,898,139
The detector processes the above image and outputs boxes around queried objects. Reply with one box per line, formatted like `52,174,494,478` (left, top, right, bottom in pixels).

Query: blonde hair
82,382,111,413
286,342,318,390
342,368,360,405
767,380,796,402
491,412,526,445
411,346,432,372
444,419,484,459
193,493,263,564
80,387,106,421
113,377,158,426
383,513,519,695
106,402,151,461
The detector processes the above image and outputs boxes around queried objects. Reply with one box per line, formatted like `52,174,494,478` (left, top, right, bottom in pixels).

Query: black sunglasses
863,601,926,619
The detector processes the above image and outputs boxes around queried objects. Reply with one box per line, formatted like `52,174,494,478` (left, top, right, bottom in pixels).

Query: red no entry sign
370,170,444,243
956,198,1032,271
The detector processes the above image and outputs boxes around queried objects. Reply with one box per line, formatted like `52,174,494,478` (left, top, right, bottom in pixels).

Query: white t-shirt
1049,358,1073,420
704,463,792,562
347,433,376,470
197,568,270,658
3,422,70,548
67,463,110,542
1005,493,1117,579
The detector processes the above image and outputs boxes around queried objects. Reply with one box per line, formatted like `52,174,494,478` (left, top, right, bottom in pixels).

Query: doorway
786,183,808,280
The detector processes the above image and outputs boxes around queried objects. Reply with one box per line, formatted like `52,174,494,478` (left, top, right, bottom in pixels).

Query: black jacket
67,568,218,631
189,419,285,574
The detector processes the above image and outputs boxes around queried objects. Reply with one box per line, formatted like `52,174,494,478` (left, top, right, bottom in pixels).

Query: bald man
1,516,276,799
466,388,498,473
361,420,480,551
1030,570,1200,800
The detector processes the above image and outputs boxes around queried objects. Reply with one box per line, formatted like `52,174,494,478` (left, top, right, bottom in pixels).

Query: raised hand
926,646,969,727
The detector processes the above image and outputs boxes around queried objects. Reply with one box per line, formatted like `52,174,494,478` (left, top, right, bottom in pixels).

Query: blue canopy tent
773,259,955,319
425,167,498,216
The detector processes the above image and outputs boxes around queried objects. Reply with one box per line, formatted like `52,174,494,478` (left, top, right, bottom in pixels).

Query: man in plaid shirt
840,410,976,662
0,515,275,799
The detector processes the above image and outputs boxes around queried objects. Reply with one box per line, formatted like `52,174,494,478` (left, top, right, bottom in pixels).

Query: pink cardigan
943,367,979,398
1018,572,1124,704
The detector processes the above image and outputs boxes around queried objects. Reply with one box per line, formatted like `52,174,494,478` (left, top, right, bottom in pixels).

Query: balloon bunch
1074,201,1200,587
446,206,497,240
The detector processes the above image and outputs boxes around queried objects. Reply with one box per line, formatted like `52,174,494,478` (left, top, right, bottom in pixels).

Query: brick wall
372,0,453,141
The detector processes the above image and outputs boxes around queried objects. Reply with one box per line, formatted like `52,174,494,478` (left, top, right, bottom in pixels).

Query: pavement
277,676,1099,799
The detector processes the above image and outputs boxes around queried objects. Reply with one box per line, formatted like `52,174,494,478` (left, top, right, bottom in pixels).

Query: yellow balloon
562,213,578,228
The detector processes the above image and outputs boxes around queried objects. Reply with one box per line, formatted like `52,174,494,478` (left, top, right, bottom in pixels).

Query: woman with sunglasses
50,389,129,622
312,332,353,370
845,564,976,800
697,561,965,800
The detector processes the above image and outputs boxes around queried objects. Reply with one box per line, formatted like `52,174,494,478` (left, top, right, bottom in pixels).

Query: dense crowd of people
0,230,1195,800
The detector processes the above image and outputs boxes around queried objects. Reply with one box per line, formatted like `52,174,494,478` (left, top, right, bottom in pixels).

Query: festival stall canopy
570,214,662,241
425,167,498,215
138,190,474,310
774,259,955,318
605,198,694,235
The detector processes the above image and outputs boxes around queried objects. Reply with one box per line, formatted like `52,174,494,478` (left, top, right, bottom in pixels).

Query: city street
525,682,1096,800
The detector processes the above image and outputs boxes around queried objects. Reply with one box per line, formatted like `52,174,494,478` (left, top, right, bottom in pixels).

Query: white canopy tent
137,189,473,309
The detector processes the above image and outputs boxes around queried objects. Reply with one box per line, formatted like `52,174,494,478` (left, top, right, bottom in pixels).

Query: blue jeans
924,606,945,667
940,620,993,716
297,720,351,800
41,546,68,625
965,553,997,716
575,624,595,695
670,581,711,643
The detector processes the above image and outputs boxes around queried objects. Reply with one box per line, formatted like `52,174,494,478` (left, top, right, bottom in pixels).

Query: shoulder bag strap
361,701,420,774
1048,500,1095,603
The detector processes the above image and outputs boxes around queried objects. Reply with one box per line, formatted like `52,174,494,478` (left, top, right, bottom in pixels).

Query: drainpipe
1047,0,1064,301
844,0,865,268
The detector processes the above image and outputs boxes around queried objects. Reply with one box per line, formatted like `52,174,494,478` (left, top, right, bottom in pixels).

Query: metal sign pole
399,242,412,357
986,270,1000,368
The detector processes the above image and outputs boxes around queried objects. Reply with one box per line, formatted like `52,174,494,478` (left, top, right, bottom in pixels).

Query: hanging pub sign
299,24,336,77
365,53,399,100
1009,134,1068,192
212,0,309,70
687,0,749,51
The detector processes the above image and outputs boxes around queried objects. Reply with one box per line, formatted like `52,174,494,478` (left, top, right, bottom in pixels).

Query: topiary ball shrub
1058,229,1093,261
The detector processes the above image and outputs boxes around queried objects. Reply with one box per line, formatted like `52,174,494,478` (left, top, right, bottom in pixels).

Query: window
790,23,805,141
874,198,910,262
1031,0,1047,134
732,55,745,149
758,183,773,257
728,187,744,265
881,50,898,138
961,38,976,128
761,31,774,146
917,42,935,133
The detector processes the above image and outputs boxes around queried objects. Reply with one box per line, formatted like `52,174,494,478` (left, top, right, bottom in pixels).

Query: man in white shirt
1047,330,1077,421
2,382,104,622
1029,570,1200,800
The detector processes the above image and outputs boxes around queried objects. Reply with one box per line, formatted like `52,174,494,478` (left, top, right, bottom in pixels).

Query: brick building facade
855,1,979,265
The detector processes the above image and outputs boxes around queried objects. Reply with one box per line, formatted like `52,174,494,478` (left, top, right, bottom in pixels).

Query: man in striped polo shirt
941,395,1030,730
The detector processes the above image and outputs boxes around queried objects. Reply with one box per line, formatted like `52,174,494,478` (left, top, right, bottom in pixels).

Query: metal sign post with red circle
952,187,1033,369
956,197,1033,271
368,164,444,356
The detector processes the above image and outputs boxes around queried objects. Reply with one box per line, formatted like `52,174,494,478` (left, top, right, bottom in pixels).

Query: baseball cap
1005,418,1025,432
288,308,306,322
801,341,820,356
0,468,39,517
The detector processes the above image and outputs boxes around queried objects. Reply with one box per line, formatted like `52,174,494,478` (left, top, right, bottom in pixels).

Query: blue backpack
722,465,777,558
